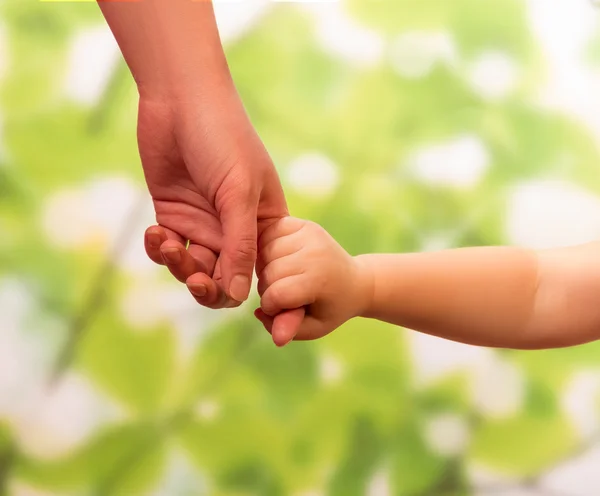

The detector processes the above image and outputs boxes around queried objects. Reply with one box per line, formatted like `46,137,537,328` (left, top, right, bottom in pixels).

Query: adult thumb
220,197,258,303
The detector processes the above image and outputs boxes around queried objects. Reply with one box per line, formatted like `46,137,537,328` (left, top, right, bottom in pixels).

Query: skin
99,0,600,347
255,217,600,349
99,0,302,323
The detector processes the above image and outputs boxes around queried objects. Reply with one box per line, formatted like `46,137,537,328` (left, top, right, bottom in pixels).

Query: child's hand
254,217,372,347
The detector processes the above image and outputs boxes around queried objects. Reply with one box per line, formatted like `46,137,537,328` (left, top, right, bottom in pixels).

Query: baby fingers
254,308,323,346
260,275,314,316
257,255,304,296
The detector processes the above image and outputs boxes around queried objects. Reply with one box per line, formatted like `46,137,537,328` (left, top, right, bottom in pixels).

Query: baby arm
362,243,600,349
256,218,600,349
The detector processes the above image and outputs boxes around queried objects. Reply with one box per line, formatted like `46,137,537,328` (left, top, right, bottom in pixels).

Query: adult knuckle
224,170,256,199
232,238,258,262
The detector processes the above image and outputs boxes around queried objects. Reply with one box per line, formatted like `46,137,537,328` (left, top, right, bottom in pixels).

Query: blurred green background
2,0,600,494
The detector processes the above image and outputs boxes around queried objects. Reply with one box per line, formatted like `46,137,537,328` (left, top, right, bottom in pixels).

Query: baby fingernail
162,248,181,264
147,232,161,249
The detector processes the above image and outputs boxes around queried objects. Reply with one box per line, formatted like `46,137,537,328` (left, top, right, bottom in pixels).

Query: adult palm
138,94,286,308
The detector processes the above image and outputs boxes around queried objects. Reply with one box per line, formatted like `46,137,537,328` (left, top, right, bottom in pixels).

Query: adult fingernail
147,232,161,249
162,248,181,264
188,283,207,298
229,275,251,302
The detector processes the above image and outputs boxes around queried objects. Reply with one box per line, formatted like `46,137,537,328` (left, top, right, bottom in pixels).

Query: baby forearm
358,247,543,348
359,242,600,349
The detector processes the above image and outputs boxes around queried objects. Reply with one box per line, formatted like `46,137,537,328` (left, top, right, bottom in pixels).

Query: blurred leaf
2,0,600,493
449,0,533,58
78,307,175,414
237,337,319,418
175,313,261,408
178,409,287,484
470,414,576,475
389,420,446,495
220,460,284,496
328,416,384,496
348,0,455,34
418,375,471,414
16,422,165,495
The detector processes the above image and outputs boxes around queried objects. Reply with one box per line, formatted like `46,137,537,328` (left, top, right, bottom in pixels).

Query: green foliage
471,414,576,475
78,308,176,414
2,0,600,495
17,422,166,494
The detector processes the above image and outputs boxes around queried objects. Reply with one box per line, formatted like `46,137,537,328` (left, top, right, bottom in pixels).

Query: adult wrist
136,65,237,105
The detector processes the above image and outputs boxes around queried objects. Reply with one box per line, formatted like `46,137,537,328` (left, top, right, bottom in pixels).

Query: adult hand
138,89,288,308
99,0,298,317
